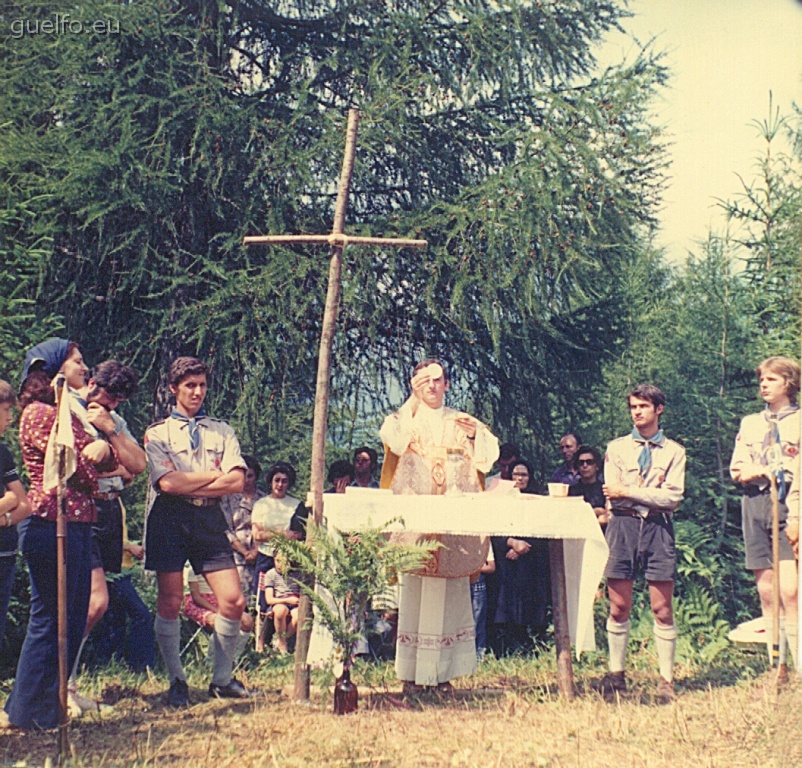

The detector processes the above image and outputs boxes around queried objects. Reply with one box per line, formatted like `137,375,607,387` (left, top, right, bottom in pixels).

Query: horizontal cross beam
243,234,427,248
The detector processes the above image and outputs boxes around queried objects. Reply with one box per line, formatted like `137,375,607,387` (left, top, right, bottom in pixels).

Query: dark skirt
491,536,551,628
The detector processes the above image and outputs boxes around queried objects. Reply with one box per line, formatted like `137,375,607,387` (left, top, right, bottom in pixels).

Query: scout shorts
741,489,795,570
145,494,235,575
604,513,676,582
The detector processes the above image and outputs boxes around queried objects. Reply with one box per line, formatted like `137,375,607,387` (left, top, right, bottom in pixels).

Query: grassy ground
2,645,800,768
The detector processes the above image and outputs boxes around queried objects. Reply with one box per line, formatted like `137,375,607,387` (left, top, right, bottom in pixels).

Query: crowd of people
0,340,799,729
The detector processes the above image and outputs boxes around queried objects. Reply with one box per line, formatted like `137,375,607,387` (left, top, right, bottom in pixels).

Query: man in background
550,432,581,486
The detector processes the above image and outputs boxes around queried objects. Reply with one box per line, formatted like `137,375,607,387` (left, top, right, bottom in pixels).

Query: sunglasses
576,458,596,466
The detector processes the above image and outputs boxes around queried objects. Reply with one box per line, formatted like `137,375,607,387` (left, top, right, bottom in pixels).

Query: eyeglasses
576,458,596,466
511,471,529,478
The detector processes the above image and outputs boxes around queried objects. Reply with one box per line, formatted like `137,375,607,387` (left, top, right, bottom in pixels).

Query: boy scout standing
600,384,686,703
730,357,799,680
144,357,248,706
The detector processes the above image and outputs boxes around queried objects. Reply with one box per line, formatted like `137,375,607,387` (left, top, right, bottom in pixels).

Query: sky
597,0,802,264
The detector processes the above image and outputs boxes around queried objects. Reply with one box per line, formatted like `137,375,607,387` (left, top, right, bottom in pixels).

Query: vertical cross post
244,108,426,699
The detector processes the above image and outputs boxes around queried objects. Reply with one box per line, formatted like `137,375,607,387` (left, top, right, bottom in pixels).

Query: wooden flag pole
770,472,781,673
55,377,70,757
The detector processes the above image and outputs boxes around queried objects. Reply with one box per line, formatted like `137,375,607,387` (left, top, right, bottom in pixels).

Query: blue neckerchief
631,427,665,480
171,408,206,452
763,404,798,501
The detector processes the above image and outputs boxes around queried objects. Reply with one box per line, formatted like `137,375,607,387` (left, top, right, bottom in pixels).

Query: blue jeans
94,574,155,673
0,554,15,652
4,518,92,729
471,575,487,657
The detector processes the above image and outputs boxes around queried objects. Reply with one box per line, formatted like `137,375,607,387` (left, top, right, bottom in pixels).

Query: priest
380,358,499,695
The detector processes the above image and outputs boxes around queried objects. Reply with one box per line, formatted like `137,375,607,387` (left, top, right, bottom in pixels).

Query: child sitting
262,554,302,654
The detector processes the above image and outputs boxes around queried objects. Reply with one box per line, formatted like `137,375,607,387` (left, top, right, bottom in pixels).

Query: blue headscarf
21,338,72,384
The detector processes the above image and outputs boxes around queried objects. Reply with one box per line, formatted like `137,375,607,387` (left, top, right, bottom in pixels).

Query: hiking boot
655,676,676,704
208,678,250,699
166,678,190,708
595,670,627,697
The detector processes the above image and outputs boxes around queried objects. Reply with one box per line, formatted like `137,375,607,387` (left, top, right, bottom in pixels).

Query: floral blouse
20,400,118,523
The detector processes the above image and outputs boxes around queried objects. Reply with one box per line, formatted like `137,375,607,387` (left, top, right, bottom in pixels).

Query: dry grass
2,652,801,767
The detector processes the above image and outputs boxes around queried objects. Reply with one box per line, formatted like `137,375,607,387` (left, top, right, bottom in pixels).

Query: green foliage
0,197,64,386
0,0,668,495
1,0,798,678
585,99,802,643
272,520,436,666
673,582,732,664
0,553,30,680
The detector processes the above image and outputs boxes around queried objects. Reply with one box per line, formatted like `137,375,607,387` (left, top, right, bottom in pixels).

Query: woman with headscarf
490,458,551,656
2,339,117,730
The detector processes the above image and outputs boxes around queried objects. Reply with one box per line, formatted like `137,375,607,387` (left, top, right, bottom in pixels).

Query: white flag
43,376,77,493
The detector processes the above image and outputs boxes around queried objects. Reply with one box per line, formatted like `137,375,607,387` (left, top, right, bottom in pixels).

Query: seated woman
490,458,551,657
568,445,608,528
221,454,265,595
262,554,302,654
182,565,253,660
251,462,303,609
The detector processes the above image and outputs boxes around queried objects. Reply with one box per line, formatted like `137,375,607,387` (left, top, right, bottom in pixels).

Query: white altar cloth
321,488,609,655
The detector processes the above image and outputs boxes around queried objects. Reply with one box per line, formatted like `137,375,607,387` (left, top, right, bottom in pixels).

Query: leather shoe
208,679,250,699
167,678,190,708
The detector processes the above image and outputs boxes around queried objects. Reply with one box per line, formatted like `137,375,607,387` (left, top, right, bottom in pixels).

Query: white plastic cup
547,483,569,497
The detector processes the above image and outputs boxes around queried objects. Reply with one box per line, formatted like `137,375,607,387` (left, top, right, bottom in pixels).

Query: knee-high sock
653,622,678,682
234,629,250,661
761,610,787,665
155,615,186,683
784,619,798,669
606,617,630,673
211,615,241,687
69,635,89,687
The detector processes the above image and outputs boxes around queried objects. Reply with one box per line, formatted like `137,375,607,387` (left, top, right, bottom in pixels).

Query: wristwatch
106,424,123,438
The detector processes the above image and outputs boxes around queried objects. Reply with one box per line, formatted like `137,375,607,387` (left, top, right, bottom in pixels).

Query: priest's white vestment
379,400,499,686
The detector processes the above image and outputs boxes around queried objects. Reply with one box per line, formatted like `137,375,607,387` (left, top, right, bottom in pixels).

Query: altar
322,487,609,685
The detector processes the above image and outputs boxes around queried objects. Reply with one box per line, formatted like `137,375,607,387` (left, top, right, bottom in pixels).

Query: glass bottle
333,667,358,714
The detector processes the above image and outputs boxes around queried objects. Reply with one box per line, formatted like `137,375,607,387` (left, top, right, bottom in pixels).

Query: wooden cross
243,108,426,699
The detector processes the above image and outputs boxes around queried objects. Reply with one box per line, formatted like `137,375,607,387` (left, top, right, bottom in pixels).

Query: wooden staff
770,471,780,669
798,236,802,669
54,375,70,756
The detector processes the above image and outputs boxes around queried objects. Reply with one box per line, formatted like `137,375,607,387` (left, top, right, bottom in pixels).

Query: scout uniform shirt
144,412,245,503
730,405,800,513
604,432,686,517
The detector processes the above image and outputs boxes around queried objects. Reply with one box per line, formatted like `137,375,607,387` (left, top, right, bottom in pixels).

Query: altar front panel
322,490,609,655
